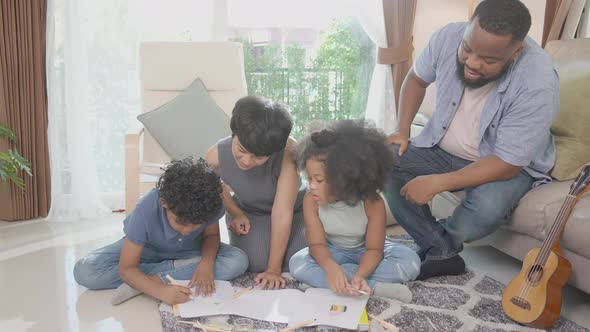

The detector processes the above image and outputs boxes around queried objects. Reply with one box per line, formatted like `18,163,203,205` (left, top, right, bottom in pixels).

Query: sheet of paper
175,280,304,323
231,288,304,323
288,288,369,330
176,280,235,318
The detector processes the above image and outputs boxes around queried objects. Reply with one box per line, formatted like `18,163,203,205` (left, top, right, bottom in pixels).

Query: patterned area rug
158,236,589,332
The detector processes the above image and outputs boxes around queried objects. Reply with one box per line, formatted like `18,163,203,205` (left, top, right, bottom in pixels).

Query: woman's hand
228,214,251,236
255,269,286,289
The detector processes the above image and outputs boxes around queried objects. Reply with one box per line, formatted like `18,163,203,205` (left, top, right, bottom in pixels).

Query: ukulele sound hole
527,265,544,283
510,297,531,310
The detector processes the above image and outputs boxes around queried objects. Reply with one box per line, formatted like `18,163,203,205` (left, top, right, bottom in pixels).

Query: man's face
457,17,523,88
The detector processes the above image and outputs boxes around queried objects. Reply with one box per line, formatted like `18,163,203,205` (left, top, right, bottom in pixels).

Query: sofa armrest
125,127,144,215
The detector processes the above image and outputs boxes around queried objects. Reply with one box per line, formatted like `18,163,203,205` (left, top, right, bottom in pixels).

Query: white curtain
46,0,218,221
46,0,108,221
355,0,398,134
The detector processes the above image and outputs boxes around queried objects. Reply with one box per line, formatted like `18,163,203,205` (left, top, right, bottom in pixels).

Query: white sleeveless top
319,201,368,249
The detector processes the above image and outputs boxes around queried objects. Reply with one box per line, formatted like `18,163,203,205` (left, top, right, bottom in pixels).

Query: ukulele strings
517,196,575,302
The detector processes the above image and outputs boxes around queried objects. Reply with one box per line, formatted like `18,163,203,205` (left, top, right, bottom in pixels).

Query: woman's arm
205,144,250,234
266,138,300,273
356,195,387,279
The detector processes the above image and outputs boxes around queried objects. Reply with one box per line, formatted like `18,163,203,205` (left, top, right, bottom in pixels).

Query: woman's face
231,136,270,170
305,158,335,205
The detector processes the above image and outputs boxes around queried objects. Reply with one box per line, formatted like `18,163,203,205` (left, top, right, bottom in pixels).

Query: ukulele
502,164,590,329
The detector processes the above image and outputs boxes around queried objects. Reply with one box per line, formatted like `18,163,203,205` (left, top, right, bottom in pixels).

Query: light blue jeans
73,238,249,290
384,144,535,261
288,240,420,289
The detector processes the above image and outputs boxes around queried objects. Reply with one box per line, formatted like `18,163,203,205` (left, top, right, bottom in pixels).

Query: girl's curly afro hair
156,157,223,225
298,119,394,206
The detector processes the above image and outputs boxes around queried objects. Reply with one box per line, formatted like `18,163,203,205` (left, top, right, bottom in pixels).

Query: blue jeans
289,240,420,289
73,238,249,290
384,144,534,261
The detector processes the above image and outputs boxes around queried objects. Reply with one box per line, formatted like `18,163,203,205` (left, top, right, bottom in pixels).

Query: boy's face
161,199,201,235
305,158,335,205
231,136,270,170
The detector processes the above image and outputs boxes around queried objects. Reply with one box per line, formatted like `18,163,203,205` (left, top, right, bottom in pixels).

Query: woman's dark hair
298,120,394,206
156,157,223,225
230,96,293,156
472,0,531,42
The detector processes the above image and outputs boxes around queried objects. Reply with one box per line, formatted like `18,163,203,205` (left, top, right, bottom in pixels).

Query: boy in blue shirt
74,158,248,305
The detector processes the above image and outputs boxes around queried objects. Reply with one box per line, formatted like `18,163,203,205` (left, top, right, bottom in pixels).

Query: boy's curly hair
298,120,394,206
156,157,223,225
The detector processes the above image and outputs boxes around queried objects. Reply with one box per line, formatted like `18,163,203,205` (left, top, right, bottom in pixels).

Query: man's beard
456,55,512,89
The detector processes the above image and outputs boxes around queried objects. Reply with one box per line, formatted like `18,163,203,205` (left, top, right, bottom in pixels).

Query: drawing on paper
329,305,347,313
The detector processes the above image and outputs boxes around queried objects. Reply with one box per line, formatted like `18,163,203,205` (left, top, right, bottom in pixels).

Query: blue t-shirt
123,188,224,253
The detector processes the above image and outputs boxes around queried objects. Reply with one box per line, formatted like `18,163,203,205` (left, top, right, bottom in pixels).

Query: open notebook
175,280,369,330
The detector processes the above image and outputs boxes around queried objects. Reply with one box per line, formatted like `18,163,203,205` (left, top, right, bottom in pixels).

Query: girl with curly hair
289,120,421,302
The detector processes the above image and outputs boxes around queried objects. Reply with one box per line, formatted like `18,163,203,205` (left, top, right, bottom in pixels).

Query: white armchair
125,42,248,214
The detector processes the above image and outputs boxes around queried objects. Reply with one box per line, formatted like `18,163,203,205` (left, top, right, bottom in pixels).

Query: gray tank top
217,136,304,214
319,201,368,249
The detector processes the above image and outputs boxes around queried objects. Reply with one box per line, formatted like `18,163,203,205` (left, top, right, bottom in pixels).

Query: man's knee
452,196,508,243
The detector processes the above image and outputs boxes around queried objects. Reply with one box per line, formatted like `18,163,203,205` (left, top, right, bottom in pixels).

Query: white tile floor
1,217,588,332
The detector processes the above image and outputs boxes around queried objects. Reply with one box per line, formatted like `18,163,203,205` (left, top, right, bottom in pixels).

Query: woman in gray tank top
205,96,306,289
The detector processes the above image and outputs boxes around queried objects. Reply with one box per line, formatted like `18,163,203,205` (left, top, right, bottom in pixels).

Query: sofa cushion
507,180,590,259
137,78,231,161
550,74,590,181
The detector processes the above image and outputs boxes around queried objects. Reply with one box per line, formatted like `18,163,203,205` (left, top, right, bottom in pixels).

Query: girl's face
231,136,270,170
305,158,335,205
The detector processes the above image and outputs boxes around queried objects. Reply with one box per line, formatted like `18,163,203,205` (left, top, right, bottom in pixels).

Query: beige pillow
550,74,590,181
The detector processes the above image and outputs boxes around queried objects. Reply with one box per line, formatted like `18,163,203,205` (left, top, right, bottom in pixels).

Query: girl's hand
159,284,192,305
349,274,372,296
326,265,354,295
229,214,250,236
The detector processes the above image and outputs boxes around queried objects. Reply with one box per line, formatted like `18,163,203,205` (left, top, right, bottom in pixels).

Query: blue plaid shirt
412,23,560,185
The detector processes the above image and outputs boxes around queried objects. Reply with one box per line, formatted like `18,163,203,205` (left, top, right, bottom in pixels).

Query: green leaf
8,149,32,175
0,122,17,142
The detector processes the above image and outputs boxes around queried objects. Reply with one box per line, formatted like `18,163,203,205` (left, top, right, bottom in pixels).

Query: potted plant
0,122,31,190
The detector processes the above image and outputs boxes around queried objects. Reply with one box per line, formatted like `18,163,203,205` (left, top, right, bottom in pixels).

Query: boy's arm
188,222,220,296
356,196,386,279
199,223,221,269
119,239,191,303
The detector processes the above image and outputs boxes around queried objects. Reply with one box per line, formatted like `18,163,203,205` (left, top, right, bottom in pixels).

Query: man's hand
229,214,251,236
254,269,286,289
188,262,216,297
386,132,410,156
401,174,444,205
